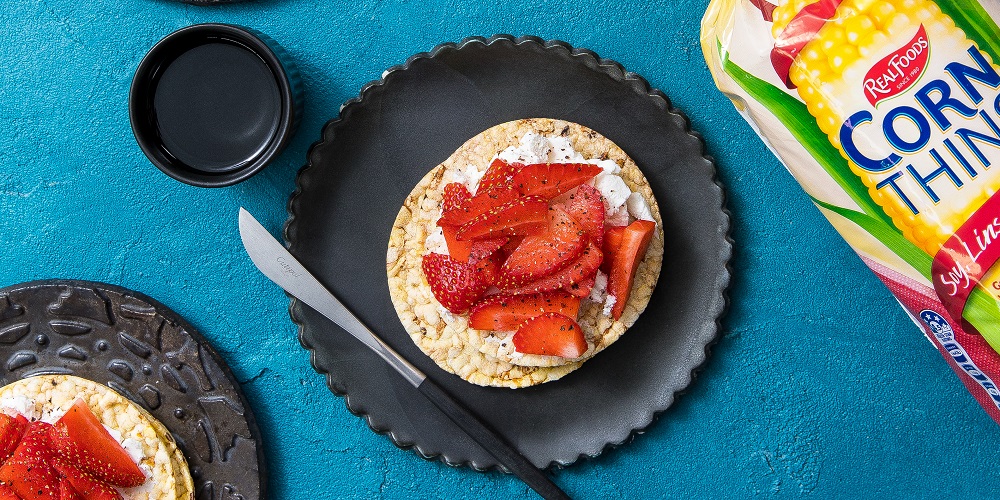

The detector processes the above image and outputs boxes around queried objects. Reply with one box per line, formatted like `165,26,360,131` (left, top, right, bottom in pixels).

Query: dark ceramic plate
285,35,731,470
0,280,265,499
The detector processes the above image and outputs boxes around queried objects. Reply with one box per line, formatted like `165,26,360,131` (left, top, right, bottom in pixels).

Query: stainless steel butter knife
237,208,570,500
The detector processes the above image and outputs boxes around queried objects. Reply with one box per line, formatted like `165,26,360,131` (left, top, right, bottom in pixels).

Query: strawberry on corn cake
387,119,664,388
0,375,193,500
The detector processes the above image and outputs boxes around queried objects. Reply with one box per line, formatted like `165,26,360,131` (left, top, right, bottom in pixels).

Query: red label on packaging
863,24,929,107
932,192,1000,322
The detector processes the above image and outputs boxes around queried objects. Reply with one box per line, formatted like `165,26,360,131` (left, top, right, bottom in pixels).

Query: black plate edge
283,33,733,472
0,278,269,497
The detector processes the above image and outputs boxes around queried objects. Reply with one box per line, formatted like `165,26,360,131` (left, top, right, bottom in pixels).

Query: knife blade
237,208,570,500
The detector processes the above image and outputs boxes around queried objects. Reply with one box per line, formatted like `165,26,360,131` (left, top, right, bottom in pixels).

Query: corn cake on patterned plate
285,35,731,470
0,280,265,499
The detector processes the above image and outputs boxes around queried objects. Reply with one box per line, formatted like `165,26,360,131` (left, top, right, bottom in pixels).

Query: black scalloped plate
285,35,731,470
0,280,265,499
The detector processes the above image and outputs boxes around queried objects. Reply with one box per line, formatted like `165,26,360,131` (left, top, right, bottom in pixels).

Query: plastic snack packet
702,0,1000,422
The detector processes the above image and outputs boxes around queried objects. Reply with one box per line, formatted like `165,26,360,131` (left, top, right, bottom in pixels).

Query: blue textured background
2,0,999,498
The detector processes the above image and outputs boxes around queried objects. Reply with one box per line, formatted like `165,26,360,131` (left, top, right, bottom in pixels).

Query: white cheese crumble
592,173,630,211
1,395,38,421
626,192,654,222
606,205,630,227
602,295,617,317
588,270,609,303
425,225,447,254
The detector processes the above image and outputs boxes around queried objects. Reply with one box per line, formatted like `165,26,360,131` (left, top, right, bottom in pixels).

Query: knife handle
417,378,571,500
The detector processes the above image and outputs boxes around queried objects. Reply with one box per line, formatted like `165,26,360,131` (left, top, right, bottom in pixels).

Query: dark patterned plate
285,35,731,470
0,280,265,499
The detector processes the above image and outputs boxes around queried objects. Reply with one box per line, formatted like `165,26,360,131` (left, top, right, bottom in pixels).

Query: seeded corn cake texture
0,375,194,500
387,118,664,388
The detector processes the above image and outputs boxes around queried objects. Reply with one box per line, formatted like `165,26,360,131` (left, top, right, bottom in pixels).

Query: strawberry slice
438,186,520,227
477,158,521,194
513,163,602,200
469,291,581,331
565,273,596,298
502,242,602,295
474,251,503,287
0,483,19,500
601,225,627,274
469,237,507,262
607,220,656,320
0,421,60,500
441,182,472,216
499,206,586,288
53,462,121,500
58,477,83,500
422,253,490,313
561,184,605,248
513,313,588,358
441,224,473,262
456,196,548,241
0,413,30,464
49,400,145,488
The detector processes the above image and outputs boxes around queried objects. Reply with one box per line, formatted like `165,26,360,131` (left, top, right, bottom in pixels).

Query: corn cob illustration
770,0,1000,256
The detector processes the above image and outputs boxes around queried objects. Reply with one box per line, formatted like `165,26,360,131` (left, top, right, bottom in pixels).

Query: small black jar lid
130,24,302,187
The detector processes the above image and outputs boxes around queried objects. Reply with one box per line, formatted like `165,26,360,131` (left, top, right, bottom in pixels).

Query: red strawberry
607,220,656,320
58,477,83,500
438,185,520,227
474,251,503,286
500,234,525,256
0,413,30,464
601,225,627,274
441,182,472,216
502,242,602,295
477,158,521,194
53,462,121,500
499,206,586,287
49,400,145,488
422,253,490,313
469,291,582,331
0,482,19,500
456,196,548,241
513,313,588,358
469,237,507,262
442,224,473,262
561,184,605,248
0,421,60,500
513,163,602,199
565,273,596,298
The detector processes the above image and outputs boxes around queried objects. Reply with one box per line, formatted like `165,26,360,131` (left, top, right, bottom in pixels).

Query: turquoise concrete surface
2,0,999,498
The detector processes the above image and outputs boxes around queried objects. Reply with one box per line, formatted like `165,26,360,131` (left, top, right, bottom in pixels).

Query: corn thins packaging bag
702,0,1000,422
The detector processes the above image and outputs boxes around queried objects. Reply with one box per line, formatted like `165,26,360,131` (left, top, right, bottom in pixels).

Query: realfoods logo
864,24,929,107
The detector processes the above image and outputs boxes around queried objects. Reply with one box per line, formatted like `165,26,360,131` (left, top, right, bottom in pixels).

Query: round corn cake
0,375,194,500
387,118,664,388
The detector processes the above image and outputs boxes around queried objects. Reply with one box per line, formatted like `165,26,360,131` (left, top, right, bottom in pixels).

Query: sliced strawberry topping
49,400,145,488
502,242,602,295
477,158,521,194
499,206,586,288
57,477,83,500
53,462,121,500
422,253,490,313
0,421,59,500
468,291,581,331
607,220,656,320
469,237,507,262
601,225,627,274
499,234,525,256
441,182,472,216
513,163,602,200
439,186,520,227
441,224,473,262
513,313,588,358
456,196,548,241
0,482,20,500
0,413,29,464
473,251,503,287
564,273,596,298
561,184,605,248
